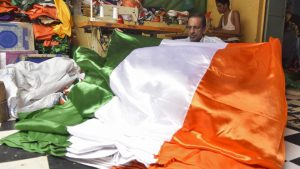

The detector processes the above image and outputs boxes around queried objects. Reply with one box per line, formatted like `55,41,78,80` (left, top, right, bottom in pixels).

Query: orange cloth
43,40,59,47
24,4,58,20
33,23,55,40
150,39,287,169
0,1,17,13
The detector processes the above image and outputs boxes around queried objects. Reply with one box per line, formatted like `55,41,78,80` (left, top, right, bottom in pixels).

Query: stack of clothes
0,0,72,54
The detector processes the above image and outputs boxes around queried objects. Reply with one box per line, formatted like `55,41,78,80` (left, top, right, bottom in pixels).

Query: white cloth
0,57,80,117
178,35,224,43
67,40,227,168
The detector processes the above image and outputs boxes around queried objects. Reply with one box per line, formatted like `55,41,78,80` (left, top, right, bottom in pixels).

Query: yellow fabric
53,0,72,38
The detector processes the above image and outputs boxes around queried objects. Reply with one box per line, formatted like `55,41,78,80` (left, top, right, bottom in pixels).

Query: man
179,14,223,43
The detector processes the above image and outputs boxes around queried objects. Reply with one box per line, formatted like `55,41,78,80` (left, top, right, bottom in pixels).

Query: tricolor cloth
1,31,287,169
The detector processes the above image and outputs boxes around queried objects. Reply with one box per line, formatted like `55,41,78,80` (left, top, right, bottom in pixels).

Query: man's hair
188,14,206,28
215,0,230,6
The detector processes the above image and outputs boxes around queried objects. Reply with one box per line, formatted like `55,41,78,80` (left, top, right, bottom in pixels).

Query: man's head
216,0,230,14
186,15,206,42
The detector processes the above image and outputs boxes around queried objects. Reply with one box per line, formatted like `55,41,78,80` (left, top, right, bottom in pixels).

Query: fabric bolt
0,31,287,169
0,57,81,117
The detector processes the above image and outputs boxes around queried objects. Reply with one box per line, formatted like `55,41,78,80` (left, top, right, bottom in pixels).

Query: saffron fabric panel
152,39,287,169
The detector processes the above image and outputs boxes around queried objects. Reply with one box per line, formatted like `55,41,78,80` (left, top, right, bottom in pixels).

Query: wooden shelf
206,32,240,40
77,21,185,34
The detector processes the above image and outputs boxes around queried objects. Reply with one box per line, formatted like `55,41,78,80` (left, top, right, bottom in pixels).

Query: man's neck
224,9,231,15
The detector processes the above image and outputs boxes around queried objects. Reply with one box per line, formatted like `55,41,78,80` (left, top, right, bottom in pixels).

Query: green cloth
142,0,207,14
0,30,162,156
36,36,70,55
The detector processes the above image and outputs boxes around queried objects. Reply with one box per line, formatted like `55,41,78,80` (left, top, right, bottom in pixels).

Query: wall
289,0,300,16
207,0,266,42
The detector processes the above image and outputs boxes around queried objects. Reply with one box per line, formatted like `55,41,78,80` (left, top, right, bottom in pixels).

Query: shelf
77,21,185,34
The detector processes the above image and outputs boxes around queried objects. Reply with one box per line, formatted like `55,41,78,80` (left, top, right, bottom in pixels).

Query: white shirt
177,35,224,43
222,11,240,42
222,11,236,31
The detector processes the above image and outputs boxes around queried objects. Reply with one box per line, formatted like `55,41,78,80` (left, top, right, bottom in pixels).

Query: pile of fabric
0,57,81,118
0,0,72,54
1,30,287,169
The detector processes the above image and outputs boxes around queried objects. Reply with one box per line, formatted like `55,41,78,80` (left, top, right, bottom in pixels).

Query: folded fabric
24,4,58,20
33,23,55,40
0,1,17,13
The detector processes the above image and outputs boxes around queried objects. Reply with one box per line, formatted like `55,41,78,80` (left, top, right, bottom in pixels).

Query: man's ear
203,26,207,34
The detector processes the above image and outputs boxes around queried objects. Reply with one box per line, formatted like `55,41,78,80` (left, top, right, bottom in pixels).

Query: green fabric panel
68,47,112,118
104,30,162,70
142,0,207,14
16,102,81,135
0,132,69,156
0,30,162,157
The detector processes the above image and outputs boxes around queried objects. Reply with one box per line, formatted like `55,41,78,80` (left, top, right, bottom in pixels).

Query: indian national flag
1,31,287,169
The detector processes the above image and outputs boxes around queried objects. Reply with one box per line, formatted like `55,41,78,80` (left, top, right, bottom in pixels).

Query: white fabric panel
67,41,227,168
0,57,80,117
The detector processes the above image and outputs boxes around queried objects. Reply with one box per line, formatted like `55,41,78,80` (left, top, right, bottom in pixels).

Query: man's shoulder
202,36,224,43
175,37,190,41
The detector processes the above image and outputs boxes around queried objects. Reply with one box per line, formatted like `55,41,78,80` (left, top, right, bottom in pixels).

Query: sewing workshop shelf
77,20,185,35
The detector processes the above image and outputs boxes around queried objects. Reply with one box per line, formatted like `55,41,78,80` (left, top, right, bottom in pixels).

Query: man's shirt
177,36,224,43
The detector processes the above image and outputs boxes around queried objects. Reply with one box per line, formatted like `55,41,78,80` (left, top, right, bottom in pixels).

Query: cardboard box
0,50,38,69
0,22,35,51
18,54,69,63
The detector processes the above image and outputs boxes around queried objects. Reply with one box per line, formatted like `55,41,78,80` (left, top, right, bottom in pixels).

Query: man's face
216,3,227,14
187,17,204,42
